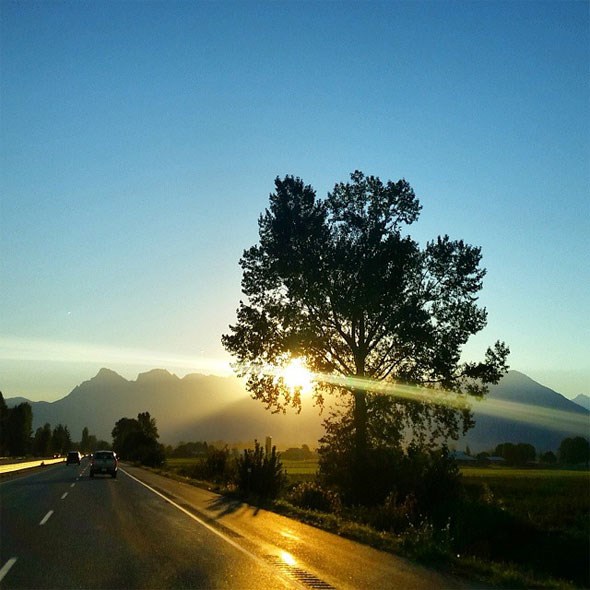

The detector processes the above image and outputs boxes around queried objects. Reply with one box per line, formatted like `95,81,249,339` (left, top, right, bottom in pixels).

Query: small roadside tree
223,171,509,502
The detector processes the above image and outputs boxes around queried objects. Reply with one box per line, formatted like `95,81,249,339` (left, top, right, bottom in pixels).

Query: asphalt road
0,460,467,589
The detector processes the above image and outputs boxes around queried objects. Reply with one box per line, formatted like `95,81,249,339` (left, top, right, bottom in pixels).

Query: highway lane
0,460,298,589
2,461,469,589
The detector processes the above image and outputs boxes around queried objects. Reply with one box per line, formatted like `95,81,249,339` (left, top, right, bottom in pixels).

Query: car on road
66,451,81,465
90,450,118,478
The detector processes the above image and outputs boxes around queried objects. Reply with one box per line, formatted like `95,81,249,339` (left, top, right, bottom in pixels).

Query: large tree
112,412,164,467
51,424,72,455
222,171,508,484
558,436,590,465
32,423,53,457
3,402,33,456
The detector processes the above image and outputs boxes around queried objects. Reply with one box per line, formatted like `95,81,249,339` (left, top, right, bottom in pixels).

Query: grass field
281,458,318,482
461,466,590,536
460,465,590,479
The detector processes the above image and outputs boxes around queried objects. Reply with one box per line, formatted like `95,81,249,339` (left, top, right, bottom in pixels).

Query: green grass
164,457,202,470
281,458,319,484
461,466,590,536
460,465,589,479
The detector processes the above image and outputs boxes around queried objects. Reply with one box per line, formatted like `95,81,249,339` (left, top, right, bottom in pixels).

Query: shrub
319,438,462,521
237,440,286,501
185,447,236,483
288,482,342,513
360,492,418,533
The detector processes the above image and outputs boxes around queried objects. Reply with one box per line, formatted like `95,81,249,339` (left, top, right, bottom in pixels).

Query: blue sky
1,0,588,402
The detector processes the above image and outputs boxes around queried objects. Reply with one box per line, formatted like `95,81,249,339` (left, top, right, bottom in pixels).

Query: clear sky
1,0,588,402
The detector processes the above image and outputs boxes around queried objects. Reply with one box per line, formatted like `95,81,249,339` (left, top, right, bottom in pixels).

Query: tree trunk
352,389,369,503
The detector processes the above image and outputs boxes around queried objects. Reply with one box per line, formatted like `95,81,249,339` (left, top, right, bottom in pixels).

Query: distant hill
572,394,590,411
6,369,589,452
460,371,589,453
5,368,325,448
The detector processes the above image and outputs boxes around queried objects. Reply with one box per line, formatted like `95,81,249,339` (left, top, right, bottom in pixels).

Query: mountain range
572,394,590,411
5,369,589,452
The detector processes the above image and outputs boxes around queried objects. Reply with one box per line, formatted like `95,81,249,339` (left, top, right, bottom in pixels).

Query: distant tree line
280,444,316,461
0,391,107,457
164,440,209,458
474,437,590,466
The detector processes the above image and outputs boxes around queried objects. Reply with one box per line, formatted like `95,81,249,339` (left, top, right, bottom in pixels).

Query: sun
282,357,314,395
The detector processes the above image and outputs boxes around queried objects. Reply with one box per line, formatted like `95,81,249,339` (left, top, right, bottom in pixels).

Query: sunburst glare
281,357,314,396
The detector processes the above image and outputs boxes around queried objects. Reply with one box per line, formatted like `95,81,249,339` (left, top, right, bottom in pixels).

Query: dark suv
66,451,81,465
90,450,118,478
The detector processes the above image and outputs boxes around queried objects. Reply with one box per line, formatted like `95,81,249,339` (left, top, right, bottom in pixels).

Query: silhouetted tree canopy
494,442,536,465
112,412,164,467
2,401,33,456
0,392,9,455
51,424,72,455
558,436,589,465
32,423,53,457
223,171,509,500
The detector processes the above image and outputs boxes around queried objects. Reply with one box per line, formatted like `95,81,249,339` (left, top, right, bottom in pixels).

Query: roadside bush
287,482,342,513
400,518,453,563
237,440,286,501
357,492,418,533
320,441,462,528
139,442,166,467
185,447,236,483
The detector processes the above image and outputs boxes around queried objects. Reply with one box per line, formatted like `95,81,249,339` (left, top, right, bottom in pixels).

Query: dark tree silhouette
494,442,536,465
0,392,9,455
223,171,509,499
558,436,589,465
112,412,164,467
51,424,72,455
32,423,53,457
3,402,33,456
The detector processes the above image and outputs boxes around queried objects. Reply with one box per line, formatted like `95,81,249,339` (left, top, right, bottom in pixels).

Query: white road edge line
0,558,17,583
120,468,299,589
39,510,53,525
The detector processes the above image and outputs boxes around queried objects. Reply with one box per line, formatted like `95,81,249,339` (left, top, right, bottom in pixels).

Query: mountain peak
94,368,125,381
136,368,178,383
573,394,590,411
491,370,585,411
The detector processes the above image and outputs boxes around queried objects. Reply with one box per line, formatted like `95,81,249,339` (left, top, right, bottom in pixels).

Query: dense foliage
493,442,536,466
558,436,590,465
112,411,165,467
0,393,33,456
236,440,286,500
223,171,509,502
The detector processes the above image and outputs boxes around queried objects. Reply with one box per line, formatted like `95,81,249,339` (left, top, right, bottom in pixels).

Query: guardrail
0,458,65,474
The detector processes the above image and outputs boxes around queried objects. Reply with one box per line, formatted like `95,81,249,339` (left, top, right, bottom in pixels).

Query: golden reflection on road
280,530,301,542
279,551,297,567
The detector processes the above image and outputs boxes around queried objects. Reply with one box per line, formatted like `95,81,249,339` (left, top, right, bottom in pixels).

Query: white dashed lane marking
0,558,17,583
61,492,68,500
39,510,53,525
